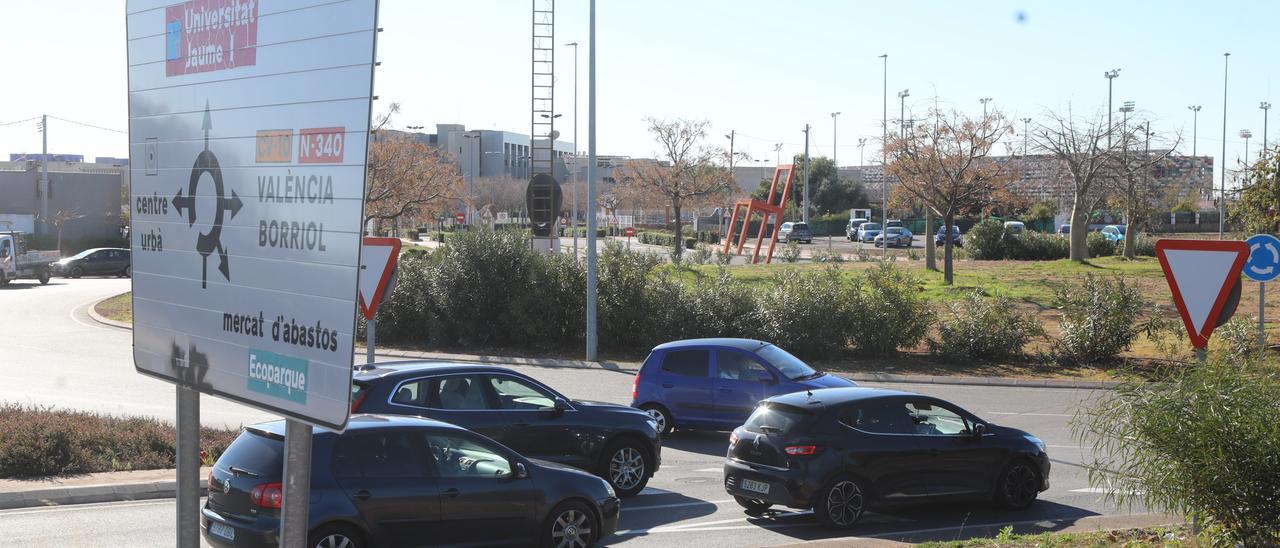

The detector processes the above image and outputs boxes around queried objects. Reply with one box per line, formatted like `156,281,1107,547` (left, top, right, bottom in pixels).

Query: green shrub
1051,274,1146,364
685,268,757,339
690,242,714,265
780,241,802,263
428,230,538,346
1005,231,1069,261
508,251,586,348
812,248,845,263
931,291,1044,360
370,249,438,344
1086,231,1117,258
1073,358,1280,545
0,404,238,478
1214,316,1262,365
965,219,1006,260
405,228,419,241
598,241,664,350
714,248,734,266
753,268,850,357
1134,234,1156,257
846,263,932,354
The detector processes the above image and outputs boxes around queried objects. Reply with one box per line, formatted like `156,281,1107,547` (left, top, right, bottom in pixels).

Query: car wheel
70,266,84,278
308,523,364,548
543,500,598,548
600,440,650,497
640,404,674,436
995,459,1040,510
814,475,866,529
38,268,50,285
734,495,771,514
123,266,131,278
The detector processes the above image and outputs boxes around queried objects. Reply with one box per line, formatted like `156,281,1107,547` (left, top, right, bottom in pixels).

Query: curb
87,297,1117,390
767,513,1179,547
0,477,206,511
85,297,132,330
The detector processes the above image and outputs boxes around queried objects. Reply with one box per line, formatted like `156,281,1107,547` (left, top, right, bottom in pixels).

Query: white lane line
985,411,1072,417
623,499,734,512
615,511,804,535
694,467,721,473
1047,444,1081,449
1069,487,1145,495
0,498,173,516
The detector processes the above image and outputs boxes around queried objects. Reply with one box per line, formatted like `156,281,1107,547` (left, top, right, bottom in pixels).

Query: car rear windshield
861,223,880,230
792,223,808,229
745,402,815,434
756,344,818,380
218,429,284,478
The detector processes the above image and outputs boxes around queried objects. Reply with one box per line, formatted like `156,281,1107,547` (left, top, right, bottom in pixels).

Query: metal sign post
125,1,380,545
1243,233,1280,357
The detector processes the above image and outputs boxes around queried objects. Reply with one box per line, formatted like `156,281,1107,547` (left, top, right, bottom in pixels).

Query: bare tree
1106,120,1183,259
364,104,463,235
885,108,1016,284
616,118,734,258
38,208,87,254
1033,107,1122,261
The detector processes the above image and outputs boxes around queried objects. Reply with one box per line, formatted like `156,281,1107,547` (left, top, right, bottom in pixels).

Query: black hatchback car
723,387,1049,529
52,247,131,278
202,415,619,548
353,362,662,496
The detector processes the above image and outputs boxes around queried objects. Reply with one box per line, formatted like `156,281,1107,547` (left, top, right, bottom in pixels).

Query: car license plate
209,521,236,541
741,478,770,494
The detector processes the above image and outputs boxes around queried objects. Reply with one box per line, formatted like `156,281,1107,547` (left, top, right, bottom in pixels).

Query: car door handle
661,383,674,388
352,490,372,501
444,488,460,498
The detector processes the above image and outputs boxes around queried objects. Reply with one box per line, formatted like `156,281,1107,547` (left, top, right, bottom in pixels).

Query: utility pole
879,53,888,260
1220,53,1230,240
1188,105,1201,156
39,114,49,235
1105,69,1120,149
831,111,841,174
567,41,580,257
774,142,783,167
802,124,810,223
725,129,736,180
1262,102,1271,161
1021,118,1031,156
585,0,598,361
857,138,867,167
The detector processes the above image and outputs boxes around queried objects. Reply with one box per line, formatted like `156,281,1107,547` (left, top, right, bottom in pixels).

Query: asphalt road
0,276,1148,546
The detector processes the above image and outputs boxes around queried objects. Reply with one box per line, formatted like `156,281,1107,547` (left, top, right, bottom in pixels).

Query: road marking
615,511,805,536
0,499,173,516
694,467,721,473
623,499,734,512
1069,487,1145,495
859,514,1164,539
985,411,1073,417
1047,444,1081,449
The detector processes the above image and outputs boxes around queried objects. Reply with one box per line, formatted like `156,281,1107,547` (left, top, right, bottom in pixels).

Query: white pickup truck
0,229,59,286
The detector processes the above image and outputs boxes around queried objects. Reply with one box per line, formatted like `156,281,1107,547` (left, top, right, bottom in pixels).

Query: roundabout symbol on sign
171,103,243,288
1244,233,1280,283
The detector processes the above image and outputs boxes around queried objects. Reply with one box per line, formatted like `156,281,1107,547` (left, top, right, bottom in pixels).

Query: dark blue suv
630,338,856,435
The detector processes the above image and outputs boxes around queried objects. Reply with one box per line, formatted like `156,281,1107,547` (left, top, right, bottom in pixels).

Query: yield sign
358,237,402,321
1154,239,1249,349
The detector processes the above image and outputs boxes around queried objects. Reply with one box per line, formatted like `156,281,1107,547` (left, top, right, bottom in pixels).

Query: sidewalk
769,513,1180,547
0,467,207,510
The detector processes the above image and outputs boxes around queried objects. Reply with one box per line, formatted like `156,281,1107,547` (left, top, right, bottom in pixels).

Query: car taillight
207,470,215,496
351,391,367,413
728,432,738,446
784,445,818,456
250,482,283,509
631,374,639,402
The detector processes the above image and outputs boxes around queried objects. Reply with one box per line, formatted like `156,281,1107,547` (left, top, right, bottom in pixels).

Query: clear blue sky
0,0,1274,187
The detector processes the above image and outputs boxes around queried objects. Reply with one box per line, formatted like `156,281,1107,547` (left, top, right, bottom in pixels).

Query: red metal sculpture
723,165,796,264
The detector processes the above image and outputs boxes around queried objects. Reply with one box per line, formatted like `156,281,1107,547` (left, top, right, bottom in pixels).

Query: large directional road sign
1155,239,1249,349
126,0,379,430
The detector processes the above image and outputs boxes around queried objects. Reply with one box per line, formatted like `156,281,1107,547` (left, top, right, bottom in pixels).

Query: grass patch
0,404,239,478
920,525,1198,547
94,292,132,324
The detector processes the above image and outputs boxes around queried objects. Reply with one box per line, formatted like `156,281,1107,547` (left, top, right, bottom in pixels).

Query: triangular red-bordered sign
1154,239,1248,349
358,237,402,321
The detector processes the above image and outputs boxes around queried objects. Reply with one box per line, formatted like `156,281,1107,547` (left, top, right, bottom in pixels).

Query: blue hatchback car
630,338,856,435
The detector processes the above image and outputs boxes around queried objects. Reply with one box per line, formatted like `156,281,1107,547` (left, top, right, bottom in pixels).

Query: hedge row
965,219,1153,260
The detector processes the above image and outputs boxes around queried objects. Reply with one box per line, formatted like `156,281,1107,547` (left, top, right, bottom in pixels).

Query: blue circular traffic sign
1244,233,1280,282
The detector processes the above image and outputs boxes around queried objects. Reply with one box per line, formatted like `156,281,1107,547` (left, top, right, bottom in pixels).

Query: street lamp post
979,97,992,120
463,132,483,224
801,124,810,224
1105,69,1120,149
774,142,783,167
831,111,841,174
857,138,867,167
1021,117,1031,156
1240,129,1253,177
1220,53,1230,240
1262,102,1271,161
879,53,888,259
566,41,580,257
1187,105,1201,156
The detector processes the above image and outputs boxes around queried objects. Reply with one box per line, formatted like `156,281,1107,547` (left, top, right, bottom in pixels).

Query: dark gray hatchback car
202,414,620,548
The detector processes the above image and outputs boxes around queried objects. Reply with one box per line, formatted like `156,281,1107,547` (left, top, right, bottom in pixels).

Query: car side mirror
972,423,987,438
515,462,528,480
553,397,570,413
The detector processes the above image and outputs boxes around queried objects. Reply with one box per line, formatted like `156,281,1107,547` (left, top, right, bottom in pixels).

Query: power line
0,116,39,128
47,115,127,134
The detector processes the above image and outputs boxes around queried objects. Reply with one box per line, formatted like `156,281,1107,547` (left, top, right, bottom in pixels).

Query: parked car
202,415,620,548
856,222,882,243
723,387,1049,529
780,222,813,244
1002,221,1026,234
934,225,963,247
873,227,913,248
845,218,869,241
1057,224,1070,236
631,338,856,436
1100,224,1126,243
885,219,903,229
52,247,131,278
353,362,661,496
